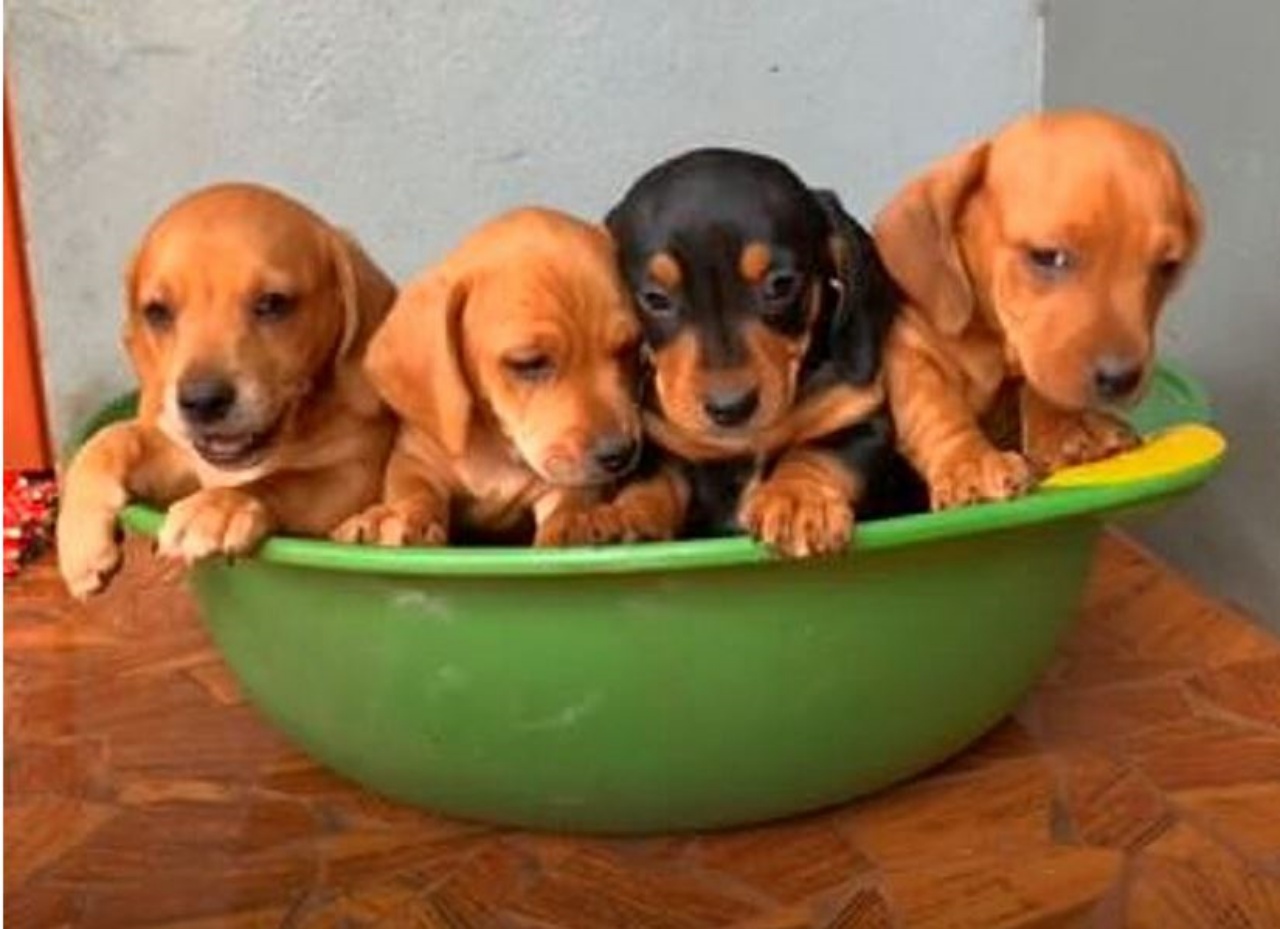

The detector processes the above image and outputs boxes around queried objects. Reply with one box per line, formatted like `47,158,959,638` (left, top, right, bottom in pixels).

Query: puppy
57,183,397,598
603,148,900,558
333,208,646,547
874,109,1203,509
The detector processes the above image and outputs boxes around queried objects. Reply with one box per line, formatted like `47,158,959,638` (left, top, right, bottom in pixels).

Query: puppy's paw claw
157,489,271,565
739,481,854,559
930,449,1035,511
331,504,447,547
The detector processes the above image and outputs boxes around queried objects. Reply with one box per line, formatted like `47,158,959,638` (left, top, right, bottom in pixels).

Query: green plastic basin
86,363,1222,833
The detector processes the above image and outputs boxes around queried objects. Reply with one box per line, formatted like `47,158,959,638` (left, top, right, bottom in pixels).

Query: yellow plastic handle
1042,423,1227,489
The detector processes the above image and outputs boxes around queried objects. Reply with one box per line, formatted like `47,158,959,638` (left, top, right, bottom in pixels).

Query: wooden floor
6,533,1280,928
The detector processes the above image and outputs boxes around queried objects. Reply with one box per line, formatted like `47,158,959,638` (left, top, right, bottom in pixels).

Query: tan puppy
333,208,645,547
874,109,1203,509
57,183,397,597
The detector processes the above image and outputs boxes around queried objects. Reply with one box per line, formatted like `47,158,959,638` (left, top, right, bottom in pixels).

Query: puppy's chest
453,433,543,529
950,331,1009,413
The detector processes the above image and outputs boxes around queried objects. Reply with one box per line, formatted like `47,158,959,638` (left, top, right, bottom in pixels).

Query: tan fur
647,251,683,290
333,208,644,548
650,306,818,438
738,241,773,284
644,378,884,463
874,110,1203,509
739,448,860,559
57,183,397,597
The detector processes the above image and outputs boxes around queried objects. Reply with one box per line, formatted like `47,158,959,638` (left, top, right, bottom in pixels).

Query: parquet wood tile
690,815,873,904
1049,750,1173,851
880,845,1122,929
822,884,896,929
841,756,1058,867
1126,824,1280,928
1171,782,1280,868
1186,656,1280,730
6,532,1280,927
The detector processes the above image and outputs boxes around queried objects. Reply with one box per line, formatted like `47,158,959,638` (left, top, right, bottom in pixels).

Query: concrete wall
1045,0,1280,628
8,0,1042,442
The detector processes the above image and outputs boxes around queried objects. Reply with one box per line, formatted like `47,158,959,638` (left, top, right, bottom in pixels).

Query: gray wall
8,0,1041,442
1046,0,1280,628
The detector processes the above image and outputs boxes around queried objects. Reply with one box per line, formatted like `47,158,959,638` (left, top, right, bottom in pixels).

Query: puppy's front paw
930,448,1035,510
157,488,272,565
533,507,596,547
607,498,679,543
533,501,675,547
331,503,447,547
738,480,854,559
57,510,123,599
1028,410,1140,474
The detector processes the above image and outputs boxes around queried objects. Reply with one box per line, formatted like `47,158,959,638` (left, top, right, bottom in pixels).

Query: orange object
4,98,51,470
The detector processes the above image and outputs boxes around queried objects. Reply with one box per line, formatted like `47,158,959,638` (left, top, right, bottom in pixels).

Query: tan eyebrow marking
647,251,683,289
739,241,772,284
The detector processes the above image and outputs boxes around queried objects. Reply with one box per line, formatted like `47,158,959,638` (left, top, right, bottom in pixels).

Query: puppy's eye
762,270,800,303
141,299,174,330
1025,247,1075,276
503,353,555,382
637,287,676,316
252,291,295,321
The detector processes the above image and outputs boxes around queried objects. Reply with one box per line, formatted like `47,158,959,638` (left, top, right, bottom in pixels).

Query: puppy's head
875,109,1203,411
366,208,642,486
126,183,394,470
606,148,889,439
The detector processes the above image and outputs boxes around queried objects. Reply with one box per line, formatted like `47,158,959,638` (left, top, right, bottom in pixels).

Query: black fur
609,147,925,538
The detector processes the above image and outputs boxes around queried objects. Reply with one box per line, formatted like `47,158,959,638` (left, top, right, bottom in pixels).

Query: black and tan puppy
601,148,904,557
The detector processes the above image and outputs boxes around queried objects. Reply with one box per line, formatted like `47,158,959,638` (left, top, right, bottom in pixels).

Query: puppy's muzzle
543,430,642,486
177,373,281,469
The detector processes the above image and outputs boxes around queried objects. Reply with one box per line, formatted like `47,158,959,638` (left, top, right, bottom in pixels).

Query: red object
5,96,53,470
4,468,57,578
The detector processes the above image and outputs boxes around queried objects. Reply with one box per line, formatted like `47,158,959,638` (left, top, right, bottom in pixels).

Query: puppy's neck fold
645,379,885,463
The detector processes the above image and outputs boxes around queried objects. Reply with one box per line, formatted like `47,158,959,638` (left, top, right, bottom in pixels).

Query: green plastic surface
81,363,1222,832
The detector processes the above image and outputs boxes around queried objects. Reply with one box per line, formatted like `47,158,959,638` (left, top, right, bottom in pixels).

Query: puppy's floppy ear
120,246,164,421
328,228,398,361
364,269,474,456
1178,173,1206,272
873,141,989,336
812,190,897,385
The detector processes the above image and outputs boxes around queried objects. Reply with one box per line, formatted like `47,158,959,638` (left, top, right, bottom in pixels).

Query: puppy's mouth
535,441,643,488
537,457,632,489
700,413,769,435
190,419,283,469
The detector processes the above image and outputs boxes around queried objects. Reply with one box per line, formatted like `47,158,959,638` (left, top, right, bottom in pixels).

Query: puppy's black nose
703,387,759,427
592,435,639,476
1093,359,1143,402
178,376,237,425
